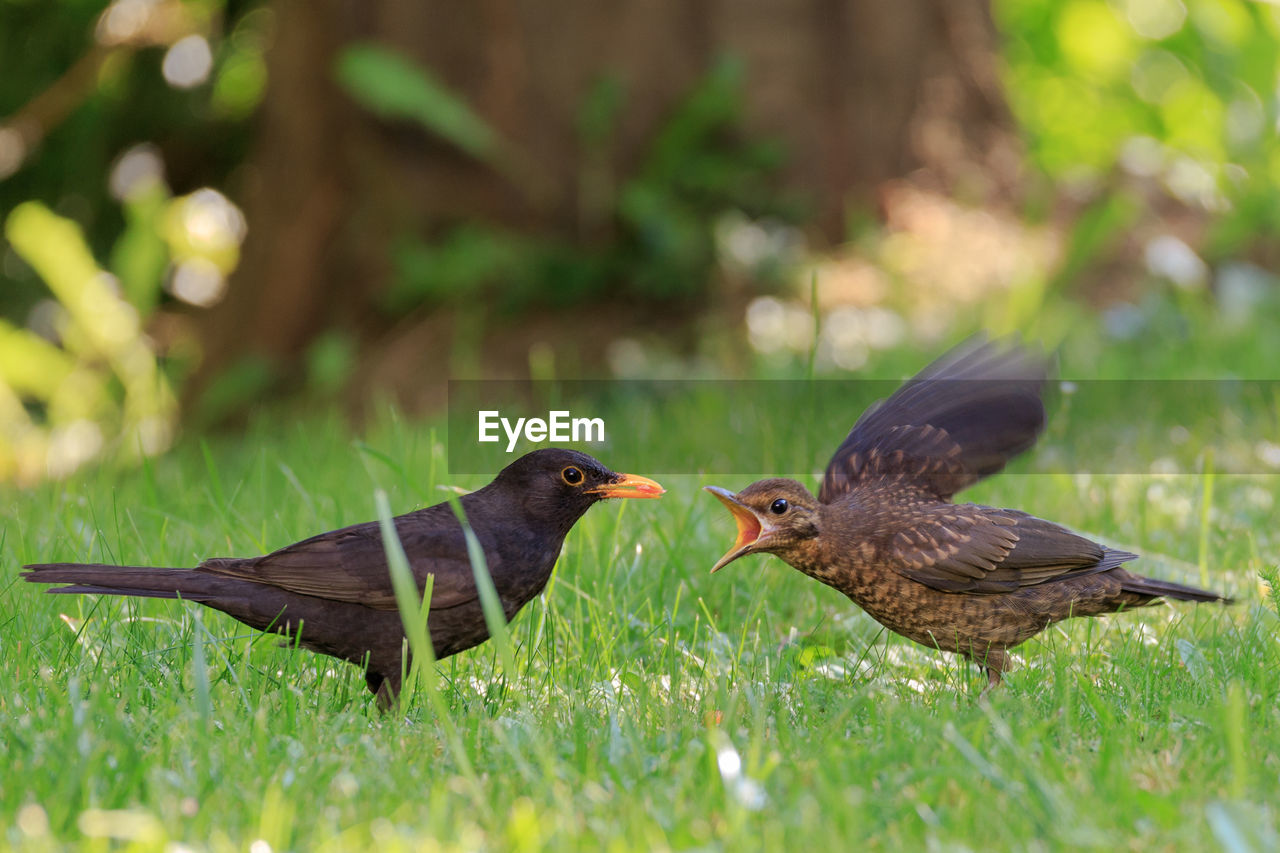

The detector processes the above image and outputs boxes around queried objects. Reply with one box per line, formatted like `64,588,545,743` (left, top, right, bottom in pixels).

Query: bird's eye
561,466,584,486
770,498,789,515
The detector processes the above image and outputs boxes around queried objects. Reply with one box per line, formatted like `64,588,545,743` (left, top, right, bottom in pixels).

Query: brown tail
21,563,222,602
1119,571,1232,604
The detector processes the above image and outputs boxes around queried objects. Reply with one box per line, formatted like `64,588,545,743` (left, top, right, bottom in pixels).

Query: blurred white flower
821,306,869,370
1118,0,1186,39
1163,158,1225,211
46,420,104,479
0,125,26,179
96,0,156,45
1119,136,1165,176
606,338,648,378
715,211,804,275
1216,263,1274,328
109,144,166,200
1144,235,1207,290
1256,441,1280,470
747,296,811,354
713,734,767,811
163,35,213,88
168,258,227,307
861,306,906,350
180,188,247,250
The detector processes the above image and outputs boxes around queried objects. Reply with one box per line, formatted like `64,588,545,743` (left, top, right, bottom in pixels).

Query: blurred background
2,0,1279,484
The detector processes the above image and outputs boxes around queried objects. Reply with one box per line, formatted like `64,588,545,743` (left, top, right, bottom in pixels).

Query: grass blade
190,608,211,728
375,489,434,703
374,490,488,810
440,491,519,694
1198,448,1215,587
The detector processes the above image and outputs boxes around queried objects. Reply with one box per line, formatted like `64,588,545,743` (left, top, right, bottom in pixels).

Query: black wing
200,506,484,612
820,336,1048,503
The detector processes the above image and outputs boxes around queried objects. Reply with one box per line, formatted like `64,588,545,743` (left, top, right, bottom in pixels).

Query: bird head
494,448,664,529
704,479,821,573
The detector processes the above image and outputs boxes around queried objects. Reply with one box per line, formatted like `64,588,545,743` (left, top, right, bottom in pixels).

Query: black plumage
25,449,664,707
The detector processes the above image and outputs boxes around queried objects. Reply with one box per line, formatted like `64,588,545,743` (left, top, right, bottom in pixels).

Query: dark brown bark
191,0,1016,408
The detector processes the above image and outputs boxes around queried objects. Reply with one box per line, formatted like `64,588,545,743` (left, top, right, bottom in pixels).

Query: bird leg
365,667,403,713
977,647,1008,696
373,673,401,712
981,668,1002,696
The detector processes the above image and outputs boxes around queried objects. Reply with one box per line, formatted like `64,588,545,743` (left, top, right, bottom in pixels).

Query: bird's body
707,338,1228,689
24,449,663,707
770,495,1211,679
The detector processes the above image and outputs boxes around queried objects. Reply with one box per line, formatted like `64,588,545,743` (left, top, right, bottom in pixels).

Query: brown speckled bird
24,449,663,708
706,338,1229,690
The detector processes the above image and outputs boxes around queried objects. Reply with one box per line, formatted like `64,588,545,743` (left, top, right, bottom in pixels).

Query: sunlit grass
2,365,1278,850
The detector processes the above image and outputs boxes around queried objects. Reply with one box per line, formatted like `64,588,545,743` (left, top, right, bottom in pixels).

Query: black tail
1119,570,1232,604
21,563,220,602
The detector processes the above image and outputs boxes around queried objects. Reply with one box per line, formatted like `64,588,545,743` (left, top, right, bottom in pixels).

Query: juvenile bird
706,338,1229,691
25,448,663,708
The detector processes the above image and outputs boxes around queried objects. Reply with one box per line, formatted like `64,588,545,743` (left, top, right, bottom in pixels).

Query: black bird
24,448,664,708
706,337,1230,690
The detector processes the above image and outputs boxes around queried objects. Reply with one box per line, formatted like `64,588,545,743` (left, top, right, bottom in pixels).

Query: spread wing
198,508,483,612
885,504,1136,594
820,336,1048,503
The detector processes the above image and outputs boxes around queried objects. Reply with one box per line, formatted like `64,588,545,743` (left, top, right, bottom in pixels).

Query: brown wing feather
887,504,1135,594
199,513,483,612
820,336,1048,503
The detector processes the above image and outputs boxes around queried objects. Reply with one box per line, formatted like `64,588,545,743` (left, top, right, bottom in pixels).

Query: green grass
3,366,1279,851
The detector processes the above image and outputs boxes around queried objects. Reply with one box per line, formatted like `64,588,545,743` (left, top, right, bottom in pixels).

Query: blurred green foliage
4,0,1279,482
336,52,796,314
0,179,250,480
0,0,264,480
335,43,499,161
997,0,1280,257
2,201,175,481
0,1,268,320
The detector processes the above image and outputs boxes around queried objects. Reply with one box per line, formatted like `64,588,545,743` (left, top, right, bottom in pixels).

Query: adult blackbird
24,448,663,708
706,337,1229,690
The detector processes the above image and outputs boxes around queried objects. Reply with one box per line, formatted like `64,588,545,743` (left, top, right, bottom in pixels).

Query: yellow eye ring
561,466,584,486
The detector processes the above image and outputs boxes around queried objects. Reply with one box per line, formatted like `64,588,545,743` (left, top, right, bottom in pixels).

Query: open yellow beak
704,486,768,573
588,472,666,499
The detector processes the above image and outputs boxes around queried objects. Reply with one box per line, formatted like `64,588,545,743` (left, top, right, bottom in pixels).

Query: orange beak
704,486,769,573
588,472,665,499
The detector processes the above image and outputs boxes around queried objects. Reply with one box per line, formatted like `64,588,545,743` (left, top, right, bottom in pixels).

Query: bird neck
779,506,862,589
762,508,821,576
777,538,828,577
459,486,581,550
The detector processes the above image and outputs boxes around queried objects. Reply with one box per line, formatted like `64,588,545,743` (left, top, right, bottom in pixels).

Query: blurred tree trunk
191,0,1016,409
